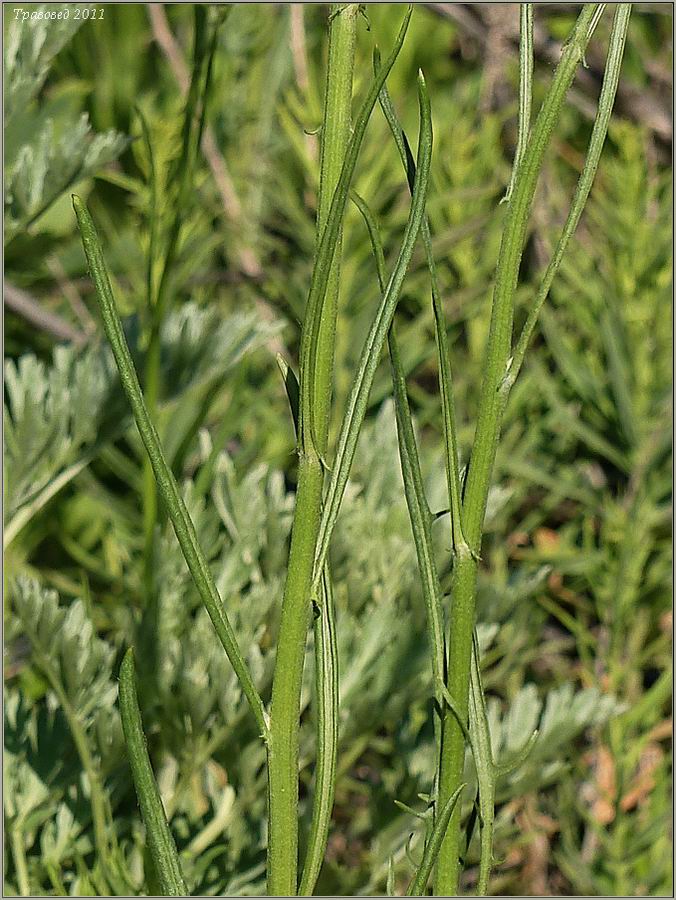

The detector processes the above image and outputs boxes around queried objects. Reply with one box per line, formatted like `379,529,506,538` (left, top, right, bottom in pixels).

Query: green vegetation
4,3,672,897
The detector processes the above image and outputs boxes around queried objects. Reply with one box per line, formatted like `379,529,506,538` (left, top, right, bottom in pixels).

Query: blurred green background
4,4,672,896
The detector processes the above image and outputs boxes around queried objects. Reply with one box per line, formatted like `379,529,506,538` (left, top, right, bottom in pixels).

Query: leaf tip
120,646,136,681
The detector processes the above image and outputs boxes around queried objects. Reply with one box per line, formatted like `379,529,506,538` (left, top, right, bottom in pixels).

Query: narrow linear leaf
276,354,301,440
72,195,268,740
118,649,188,897
468,632,496,897
504,4,533,203
352,189,445,755
374,48,466,554
496,729,539,778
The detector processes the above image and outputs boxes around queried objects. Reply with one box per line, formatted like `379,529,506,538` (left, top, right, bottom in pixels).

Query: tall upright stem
267,7,357,895
313,5,359,454
434,6,600,894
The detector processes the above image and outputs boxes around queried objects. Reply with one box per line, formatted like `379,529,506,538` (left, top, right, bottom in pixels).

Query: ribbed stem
434,7,600,895
313,4,359,455
266,7,358,895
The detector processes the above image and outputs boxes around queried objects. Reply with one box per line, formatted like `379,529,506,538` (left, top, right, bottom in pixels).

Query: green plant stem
311,72,432,588
275,356,337,897
313,4,358,455
119,649,188,897
9,826,30,897
502,2,632,401
267,7,357,894
434,6,601,894
72,195,268,740
298,8,357,889
267,450,324,896
267,10,416,895
299,565,339,896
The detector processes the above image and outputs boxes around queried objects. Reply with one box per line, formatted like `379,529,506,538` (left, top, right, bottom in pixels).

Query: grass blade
72,195,268,741
119,649,188,897
312,70,433,588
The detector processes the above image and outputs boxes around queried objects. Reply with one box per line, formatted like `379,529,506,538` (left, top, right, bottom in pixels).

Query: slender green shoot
299,565,339,896
268,5,360,894
351,190,445,761
502,3,633,400
503,4,533,203
312,71,433,590
298,6,413,457
72,195,268,741
268,12,419,894
374,48,467,556
436,7,605,894
118,649,188,897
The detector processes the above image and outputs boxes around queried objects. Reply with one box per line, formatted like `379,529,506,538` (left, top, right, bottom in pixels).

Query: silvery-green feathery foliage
4,5,127,240
6,402,625,896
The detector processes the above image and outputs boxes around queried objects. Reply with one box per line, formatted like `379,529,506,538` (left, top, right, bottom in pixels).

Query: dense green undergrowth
4,4,672,897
